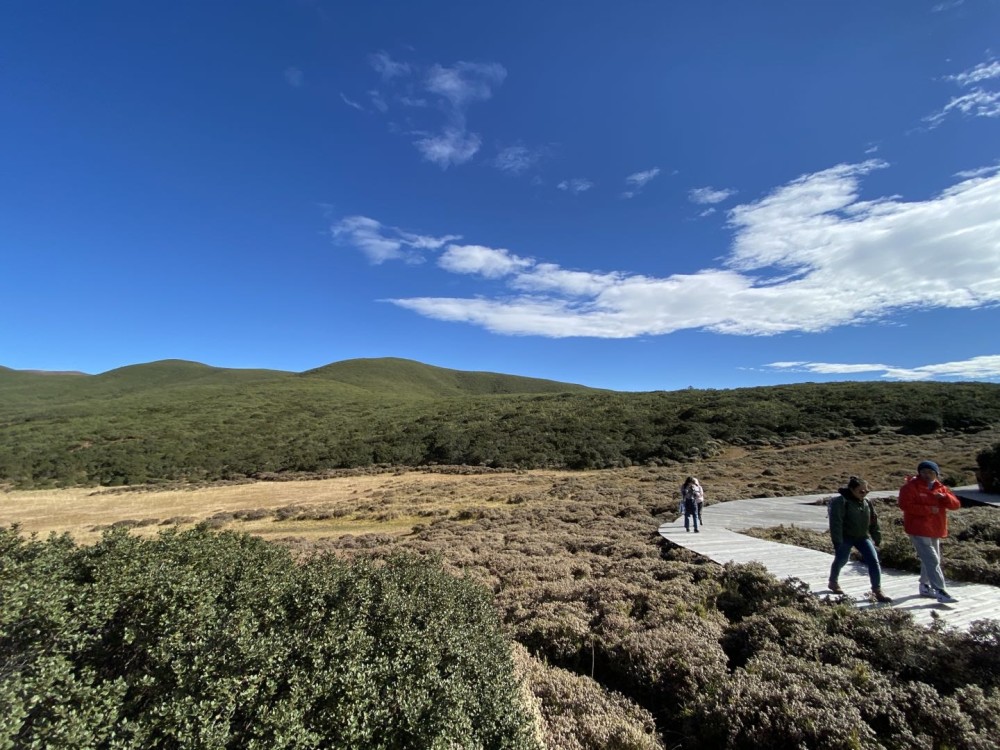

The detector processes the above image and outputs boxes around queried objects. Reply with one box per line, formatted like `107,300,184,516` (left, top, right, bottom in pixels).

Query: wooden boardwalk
658,491,1000,631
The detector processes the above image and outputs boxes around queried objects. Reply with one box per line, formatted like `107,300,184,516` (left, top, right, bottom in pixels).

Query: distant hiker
898,460,961,604
828,476,892,603
680,476,703,533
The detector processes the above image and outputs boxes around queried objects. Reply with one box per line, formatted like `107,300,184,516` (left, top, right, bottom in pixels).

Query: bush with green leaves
976,441,1000,493
0,526,540,750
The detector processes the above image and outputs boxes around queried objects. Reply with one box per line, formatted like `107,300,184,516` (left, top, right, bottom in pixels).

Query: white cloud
398,95,428,107
689,186,737,205
404,60,506,168
931,0,964,11
622,167,661,198
284,67,304,88
494,145,543,175
331,215,460,264
947,60,1000,87
439,245,533,278
369,51,411,80
359,53,507,168
955,164,1000,179
927,88,1000,126
333,160,1000,341
340,92,364,111
926,57,1000,126
368,90,388,113
558,178,594,194
766,355,1000,382
415,128,482,168
425,62,506,107
626,168,661,188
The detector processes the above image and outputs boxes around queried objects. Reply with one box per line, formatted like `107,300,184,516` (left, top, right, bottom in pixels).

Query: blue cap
917,460,940,475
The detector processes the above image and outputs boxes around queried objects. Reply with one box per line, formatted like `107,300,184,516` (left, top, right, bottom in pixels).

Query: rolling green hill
2,358,999,488
301,357,599,398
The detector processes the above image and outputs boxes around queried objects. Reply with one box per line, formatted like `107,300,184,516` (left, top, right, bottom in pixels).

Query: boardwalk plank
658,492,1000,631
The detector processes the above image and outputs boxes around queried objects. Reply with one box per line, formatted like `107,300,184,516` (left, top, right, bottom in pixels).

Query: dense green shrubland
977,441,1000,493
0,527,540,750
2,360,999,488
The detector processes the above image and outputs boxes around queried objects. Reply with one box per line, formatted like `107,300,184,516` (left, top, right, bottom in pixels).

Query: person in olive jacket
828,476,892,603
898,460,962,603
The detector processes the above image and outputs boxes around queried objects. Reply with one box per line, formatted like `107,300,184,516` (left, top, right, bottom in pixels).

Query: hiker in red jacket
898,460,962,603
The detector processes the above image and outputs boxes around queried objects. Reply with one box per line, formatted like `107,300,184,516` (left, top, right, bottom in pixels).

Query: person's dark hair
846,476,864,490
683,476,694,487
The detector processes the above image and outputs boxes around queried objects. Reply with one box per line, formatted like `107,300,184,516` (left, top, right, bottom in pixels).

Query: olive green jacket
829,489,881,546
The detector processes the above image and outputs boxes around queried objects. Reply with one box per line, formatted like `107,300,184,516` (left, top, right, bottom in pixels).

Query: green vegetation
977,441,1000,493
3,358,999,488
0,527,540,750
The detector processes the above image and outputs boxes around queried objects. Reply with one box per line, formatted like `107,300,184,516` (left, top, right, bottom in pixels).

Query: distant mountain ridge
4,357,1000,490
0,357,599,400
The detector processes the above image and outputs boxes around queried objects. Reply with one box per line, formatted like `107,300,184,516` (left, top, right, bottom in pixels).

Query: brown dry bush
265,451,999,749
514,644,664,750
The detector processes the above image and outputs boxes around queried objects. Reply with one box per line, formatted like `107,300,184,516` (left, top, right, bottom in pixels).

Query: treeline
2,366,999,488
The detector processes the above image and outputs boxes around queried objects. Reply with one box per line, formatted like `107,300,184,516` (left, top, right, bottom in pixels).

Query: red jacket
897,475,961,538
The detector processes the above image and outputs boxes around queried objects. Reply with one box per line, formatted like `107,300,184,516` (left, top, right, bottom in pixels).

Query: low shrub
0,526,540,749
976,441,1000,493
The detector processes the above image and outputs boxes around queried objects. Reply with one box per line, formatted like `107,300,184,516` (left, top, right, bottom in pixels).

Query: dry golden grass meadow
4,427,995,547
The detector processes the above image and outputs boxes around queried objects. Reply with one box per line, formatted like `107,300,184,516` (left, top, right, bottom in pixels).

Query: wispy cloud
622,167,661,199
425,61,506,107
331,216,460,264
558,178,594,194
931,0,964,12
368,90,388,113
284,66,304,88
689,186,736,205
766,355,1000,382
414,129,481,169
494,144,544,175
335,161,1000,345
946,60,1000,87
369,51,411,80
926,57,1000,126
346,54,507,168
340,92,364,111
416,61,506,168
956,163,1000,179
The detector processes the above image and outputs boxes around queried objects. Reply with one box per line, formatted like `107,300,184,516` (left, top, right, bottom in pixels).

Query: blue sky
2,1,999,391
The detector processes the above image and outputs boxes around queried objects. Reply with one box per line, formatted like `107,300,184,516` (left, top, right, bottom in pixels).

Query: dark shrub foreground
0,526,540,750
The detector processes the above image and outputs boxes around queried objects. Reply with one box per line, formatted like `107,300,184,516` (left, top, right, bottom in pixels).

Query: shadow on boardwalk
658,490,1000,631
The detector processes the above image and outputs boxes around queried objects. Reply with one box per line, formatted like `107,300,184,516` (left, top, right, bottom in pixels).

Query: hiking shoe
935,589,958,604
828,581,844,595
919,583,936,598
872,589,893,604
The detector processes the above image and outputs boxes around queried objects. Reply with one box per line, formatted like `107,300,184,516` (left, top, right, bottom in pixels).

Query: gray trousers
909,535,947,591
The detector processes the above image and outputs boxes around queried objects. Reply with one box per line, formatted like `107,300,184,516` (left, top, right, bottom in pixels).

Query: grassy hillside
302,357,599,398
2,359,999,488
